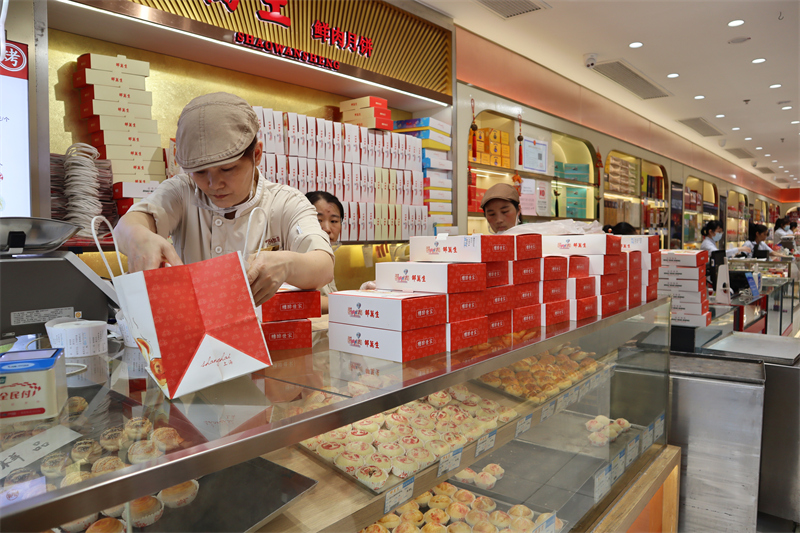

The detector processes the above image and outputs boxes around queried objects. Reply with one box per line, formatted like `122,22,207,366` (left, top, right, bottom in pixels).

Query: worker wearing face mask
700,220,751,257
115,92,334,306
774,218,792,241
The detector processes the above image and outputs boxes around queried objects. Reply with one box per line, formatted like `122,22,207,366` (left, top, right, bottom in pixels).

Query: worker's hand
740,246,752,254
247,252,290,306
360,280,377,291
125,226,183,273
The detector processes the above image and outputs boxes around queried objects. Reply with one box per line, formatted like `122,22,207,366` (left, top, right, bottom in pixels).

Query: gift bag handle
91,216,125,280
243,207,268,266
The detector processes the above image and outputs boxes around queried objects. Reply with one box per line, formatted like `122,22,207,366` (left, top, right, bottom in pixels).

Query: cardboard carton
513,304,541,333
541,234,621,256
375,262,486,294
261,288,321,321
410,235,514,263
328,322,446,362
515,234,542,260
566,277,596,299
542,300,570,326
484,285,514,315
487,310,512,338
329,290,447,330
446,316,488,352
569,296,598,321
262,319,312,350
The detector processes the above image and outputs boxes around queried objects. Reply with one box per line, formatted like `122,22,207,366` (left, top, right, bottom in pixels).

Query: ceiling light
770,84,782,89
779,166,785,169
756,147,763,150
752,58,766,64
792,121,800,124
745,137,752,140
772,160,778,163
765,154,771,156
732,127,740,131
783,106,793,110
667,73,679,78
695,95,705,100
629,42,643,48
728,19,745,27
716,114,725,118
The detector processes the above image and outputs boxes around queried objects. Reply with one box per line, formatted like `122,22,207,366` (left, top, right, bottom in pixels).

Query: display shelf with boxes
725,190,749,249
640,159,669,249
603,151,641,230
0,295,672,532
682,177,718,250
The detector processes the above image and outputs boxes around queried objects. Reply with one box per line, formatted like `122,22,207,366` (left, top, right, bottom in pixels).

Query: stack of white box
73,53,165,215
619,235,663,306
251,96,428,242
394,117,453,232
657,250,711,327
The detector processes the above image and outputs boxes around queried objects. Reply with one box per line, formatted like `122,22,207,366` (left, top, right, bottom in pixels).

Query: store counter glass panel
762,277,794,336
0,300,671,533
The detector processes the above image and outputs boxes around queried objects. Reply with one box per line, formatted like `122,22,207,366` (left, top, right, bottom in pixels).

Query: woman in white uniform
306,191,343,314
743,224,779,258
774,218,792,241
116,92,334,306
700,220,751,258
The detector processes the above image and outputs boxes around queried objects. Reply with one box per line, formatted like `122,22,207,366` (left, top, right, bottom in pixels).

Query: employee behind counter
116,92,334,306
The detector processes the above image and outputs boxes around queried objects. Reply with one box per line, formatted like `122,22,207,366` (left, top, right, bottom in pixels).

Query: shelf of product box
466,212,595,223
470,162,598,188
603,192,641,202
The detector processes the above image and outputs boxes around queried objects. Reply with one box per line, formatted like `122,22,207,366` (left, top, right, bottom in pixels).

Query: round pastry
157,479,199,508
507,505,534,519
400,435,424,450
414,490,433,509
607,421,622,434
433,481,458,497
335,452,364,476
61,513,99,533
435,421,459,434
448,385,470,402
359,373,383,389
400,509,425,527
336,423,354,433
99,426,126,452
408,447,435,469
397,404,420,418
4,468,38,487
392,456,419,479
40,451,72,479
91,456,127,475
301,435,322,451
2,430,30,451
61,471,92,488
362,523,389,533
477,399,499,411
102,503,126,518
124,417,152,441
588,431,609,447
426,440,451,459
510,517,536,533
66,396,89,414
447,522,472,533
503,383,524,397
496,407,518,423
453,468,476,484
616,418,631,432
356,465,389,490
127,440,164,465
395,425,416,438
31,422,54,435
416,429,440,443
368,412,386,426
541,384,558,398
379,512,402,530
476,407,498,420
377,442,405,458
471,496,496,513
474,472,497,490
489,511,512,529
324,430,349,443
442,433,467,450
466,509,489,527
452,489,476,506
410,417,435,431
130,495,164,528
395,523,422,533
428,494,452,510
421,523,447,533
424,508,450,525
86,517,125,533
429,409,451,424
441,404,465,418
450,410,471,425
373,429,398,446
345,440,376,456
353,420,381,434
386,413,410,429
368,453,393,471
482,464,504,480
71,439,104,464
585,420,604,432
480,374,502,388
535,513,564,530
427,391,451,408
60,414,85,433
396,500,420,514
348,381,371,396
594,415,611,427
461,423,484,442
151,427,184,452
459,401,480,416
415,403,436,418
317,441,345,461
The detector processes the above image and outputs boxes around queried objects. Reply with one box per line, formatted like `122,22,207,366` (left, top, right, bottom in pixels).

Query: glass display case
670,305,736,353
763,277,795,336
729,257,800,305
0,301,672,533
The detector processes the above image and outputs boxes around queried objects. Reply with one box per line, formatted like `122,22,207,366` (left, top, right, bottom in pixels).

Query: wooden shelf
467,212,595,222
603,191,641,201
469,163,598,188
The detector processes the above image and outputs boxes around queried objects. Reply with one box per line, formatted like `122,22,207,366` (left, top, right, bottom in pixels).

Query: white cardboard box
541,234,622,256
329,290,447,330
375,261,486,294
409,234,515,263
328,322,446,362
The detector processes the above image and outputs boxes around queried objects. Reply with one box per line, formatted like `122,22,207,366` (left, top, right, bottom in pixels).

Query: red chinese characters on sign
1,42,29,80
205,0,291,28
311,20,373,58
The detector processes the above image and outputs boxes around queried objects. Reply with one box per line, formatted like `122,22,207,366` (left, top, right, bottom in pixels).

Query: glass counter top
0,298,671,531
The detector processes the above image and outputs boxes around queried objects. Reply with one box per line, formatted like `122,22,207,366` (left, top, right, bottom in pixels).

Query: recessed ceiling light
765,154,771,157
785,170,789,173
779,166,785,168
667,73,679,78
629,42,643,48
783,106,793,110
770,84,782,89
792,121,800,124
732,127,740,131
745,137,752,140
695,95,705,100
756,147,763,150
728,19,745,27
772,160,778,163
752,58,766,64
715,114,725,118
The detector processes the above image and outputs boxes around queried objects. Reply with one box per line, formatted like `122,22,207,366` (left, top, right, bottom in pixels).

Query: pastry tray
139,457,317,532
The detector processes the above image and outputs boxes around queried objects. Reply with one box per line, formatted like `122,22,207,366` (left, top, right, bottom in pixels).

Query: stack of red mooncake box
260,287,321,350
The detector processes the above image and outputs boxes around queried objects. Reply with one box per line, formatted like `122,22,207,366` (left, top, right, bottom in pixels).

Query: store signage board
0,41,31,217
437,447,462,477
475,430,497,457
522,137,548,174
536,180,551,217
384,476,414,514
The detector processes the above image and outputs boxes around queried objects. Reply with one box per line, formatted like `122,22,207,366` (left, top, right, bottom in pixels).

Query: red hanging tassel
470,98,478,159
517,114,524,167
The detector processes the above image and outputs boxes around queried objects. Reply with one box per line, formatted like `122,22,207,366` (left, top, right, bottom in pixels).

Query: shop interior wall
455,83,779,232
48,29,412,287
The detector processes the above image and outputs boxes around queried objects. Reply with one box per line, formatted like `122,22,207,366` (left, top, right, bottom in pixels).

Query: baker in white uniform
699,220,751,258
115,92,334,305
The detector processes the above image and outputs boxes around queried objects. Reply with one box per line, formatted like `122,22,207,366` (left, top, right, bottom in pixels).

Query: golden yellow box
478,128,500,143
502,157,511,168
486,141,501,155
500,131,510,145
501,144,511,158
490,155,501,167
480,153,491,165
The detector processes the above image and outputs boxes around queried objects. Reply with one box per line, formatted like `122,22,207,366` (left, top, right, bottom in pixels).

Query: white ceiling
420,0,800,189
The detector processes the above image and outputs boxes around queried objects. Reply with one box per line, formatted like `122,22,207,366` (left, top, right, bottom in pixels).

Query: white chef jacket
742,240,772,258
128,171,333,265
701,236,739,258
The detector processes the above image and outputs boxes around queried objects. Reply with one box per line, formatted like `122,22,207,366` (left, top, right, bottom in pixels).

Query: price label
540,401,556,423
593,464,612,502
475,430,497,457
626,435,640,467
611,449,626,482
556,394,568,414
602,367,611,383
0,426,82,481
589,375,599,391
642,422,655,452
541,514,557,533
578,384,589,402
438,447,463,477
516,413,533,436
384,476,415,514
655,412,665,441
566,388,578,407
